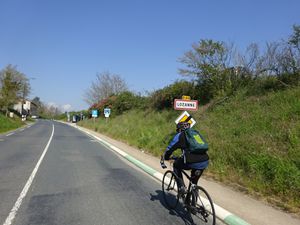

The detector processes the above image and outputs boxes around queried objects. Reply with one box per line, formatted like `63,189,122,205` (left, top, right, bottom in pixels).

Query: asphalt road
0,120,219,225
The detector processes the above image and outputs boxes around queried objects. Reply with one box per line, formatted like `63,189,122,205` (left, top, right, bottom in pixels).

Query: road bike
161,157,216,225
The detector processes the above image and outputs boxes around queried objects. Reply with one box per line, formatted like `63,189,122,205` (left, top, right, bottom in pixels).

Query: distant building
13,101,24,115
13,100,37,116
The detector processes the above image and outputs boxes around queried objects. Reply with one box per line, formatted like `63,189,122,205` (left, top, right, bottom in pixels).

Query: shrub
90,91,148,116
112,91,147,114
149,80,201,110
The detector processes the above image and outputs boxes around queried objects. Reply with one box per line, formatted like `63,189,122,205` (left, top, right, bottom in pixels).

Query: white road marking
3,124,55,225
19,129,25,131
6,133,14,137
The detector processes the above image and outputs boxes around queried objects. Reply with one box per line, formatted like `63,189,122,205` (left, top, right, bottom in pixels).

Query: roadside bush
245,71,300,97
279,72,300,86
0,113,24,133
54,113,67,121
112,91,147,114
149,80,201,110
90,91,148,116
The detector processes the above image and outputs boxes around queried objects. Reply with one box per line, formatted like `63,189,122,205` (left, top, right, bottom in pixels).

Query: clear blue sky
1,0,299,111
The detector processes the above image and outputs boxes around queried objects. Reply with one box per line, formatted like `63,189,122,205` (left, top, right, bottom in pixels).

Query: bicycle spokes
162,170,179,209
190,186,216,225
166,177,176,191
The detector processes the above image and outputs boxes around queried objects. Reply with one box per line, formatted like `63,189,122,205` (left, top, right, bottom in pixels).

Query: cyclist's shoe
178,186,187,197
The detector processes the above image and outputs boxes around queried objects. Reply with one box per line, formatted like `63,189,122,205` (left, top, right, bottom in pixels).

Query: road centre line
3,124,55,225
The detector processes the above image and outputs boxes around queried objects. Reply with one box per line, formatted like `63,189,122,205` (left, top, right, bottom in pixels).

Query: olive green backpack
184,128,208,153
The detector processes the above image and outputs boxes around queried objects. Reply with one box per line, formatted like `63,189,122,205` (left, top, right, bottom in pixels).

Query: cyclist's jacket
163,131,209,166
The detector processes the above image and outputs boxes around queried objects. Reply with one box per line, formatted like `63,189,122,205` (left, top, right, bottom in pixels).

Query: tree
289,24,300,52
31,96,42,108
0,71,20,116
256,25,300,78
256,32,300,86
31,96,43,116
178,39,238,99
288,24,300,75
150,80,201,110
84,71,128,106
235,43,261,77
0,65,31,116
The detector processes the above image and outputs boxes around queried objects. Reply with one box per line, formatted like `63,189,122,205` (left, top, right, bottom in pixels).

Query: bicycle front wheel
162,170,179,209
190,185,216,225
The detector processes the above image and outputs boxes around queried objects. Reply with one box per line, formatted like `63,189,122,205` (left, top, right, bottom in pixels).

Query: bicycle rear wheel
162,170,179,209
190,186,216,225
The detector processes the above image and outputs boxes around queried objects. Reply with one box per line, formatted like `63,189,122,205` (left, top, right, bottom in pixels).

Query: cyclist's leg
189,160,209,184
191,169,203,185
173,158,186,191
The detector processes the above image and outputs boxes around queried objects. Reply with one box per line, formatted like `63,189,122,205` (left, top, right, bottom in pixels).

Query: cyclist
161,122,209,195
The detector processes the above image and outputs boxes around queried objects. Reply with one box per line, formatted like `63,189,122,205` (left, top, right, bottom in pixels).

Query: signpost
182,95,191,100
104,108,111,123
67,112,70,122
92,109,98,123
92,110,98,118
104,108,111,118
174,99,198,111
175,111,196,128
174,95,198,127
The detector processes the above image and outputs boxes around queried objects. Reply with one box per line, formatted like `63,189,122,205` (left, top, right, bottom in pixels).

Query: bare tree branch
84,71,128,106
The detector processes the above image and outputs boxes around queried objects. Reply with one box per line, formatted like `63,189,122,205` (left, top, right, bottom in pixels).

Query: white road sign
174,99,198,111
104,108,111,118
175,111,196,128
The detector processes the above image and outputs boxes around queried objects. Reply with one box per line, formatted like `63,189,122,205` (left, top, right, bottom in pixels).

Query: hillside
0,114,24,133
78,86,300,213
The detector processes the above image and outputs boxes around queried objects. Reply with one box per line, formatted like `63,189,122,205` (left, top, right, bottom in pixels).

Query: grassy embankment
0,113,25,133
78,86,300,213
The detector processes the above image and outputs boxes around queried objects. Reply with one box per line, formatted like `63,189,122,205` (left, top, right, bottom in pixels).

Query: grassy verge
0,114,25,133
78,86,300,213
197,87,300,212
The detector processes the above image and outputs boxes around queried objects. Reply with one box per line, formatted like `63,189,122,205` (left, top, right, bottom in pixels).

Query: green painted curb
125,155,157,175
224,215,251,225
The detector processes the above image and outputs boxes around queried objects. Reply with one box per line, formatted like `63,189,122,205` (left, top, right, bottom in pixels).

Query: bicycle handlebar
160,155,167,169
160,155,178,169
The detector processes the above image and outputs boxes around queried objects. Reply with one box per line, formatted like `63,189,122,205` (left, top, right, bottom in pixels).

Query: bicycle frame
175,168,203,190
183,170,196,194
164,157,202,193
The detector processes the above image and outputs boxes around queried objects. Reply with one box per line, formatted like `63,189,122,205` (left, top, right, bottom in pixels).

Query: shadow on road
150,190,199,225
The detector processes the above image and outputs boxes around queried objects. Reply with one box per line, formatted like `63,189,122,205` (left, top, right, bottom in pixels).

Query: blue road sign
92,110,98,118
